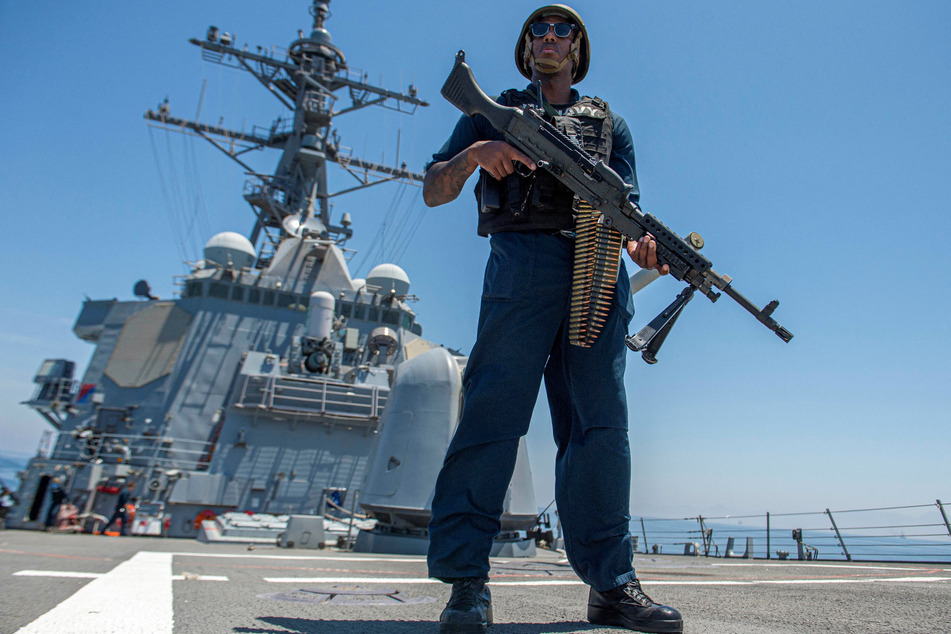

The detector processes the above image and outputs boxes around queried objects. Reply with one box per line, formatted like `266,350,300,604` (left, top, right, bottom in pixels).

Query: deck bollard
725,537,754,558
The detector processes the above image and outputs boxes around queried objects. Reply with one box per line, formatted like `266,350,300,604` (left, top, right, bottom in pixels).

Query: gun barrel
721,284,794,342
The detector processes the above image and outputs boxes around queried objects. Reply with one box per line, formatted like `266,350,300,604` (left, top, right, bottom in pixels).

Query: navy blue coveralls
426,86,642,592
102,489,132,535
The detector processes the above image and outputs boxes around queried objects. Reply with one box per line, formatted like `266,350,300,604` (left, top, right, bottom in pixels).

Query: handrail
52,431,215,471
633,500,951,563
234,374,387,422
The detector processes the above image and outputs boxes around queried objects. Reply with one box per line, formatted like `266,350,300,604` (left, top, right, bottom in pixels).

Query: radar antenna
144,0,428,262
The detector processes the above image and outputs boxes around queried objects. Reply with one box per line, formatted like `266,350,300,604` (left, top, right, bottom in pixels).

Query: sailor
101,481,136,536
423,5,681,633
0,482,18,529
44,479,68,530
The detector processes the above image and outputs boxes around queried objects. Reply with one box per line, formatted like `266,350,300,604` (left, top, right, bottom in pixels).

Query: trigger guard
513,161,534,177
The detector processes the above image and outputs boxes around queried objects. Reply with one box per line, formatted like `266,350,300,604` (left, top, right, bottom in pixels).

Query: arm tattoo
423,149,475,207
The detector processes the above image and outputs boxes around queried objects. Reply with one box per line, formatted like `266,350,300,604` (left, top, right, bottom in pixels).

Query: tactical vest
475,89,613,237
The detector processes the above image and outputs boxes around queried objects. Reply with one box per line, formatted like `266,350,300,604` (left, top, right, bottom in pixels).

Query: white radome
204,232,256,270
366,263,410,296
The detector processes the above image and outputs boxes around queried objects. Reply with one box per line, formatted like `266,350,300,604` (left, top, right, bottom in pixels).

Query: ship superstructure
10,1,539,553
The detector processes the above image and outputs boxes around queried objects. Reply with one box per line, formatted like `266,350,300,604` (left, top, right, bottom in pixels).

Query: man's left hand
626,235,670,275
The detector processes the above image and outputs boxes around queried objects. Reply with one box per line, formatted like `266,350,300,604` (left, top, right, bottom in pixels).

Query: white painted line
172,574,229,581
263,575,951,586
14,569,228,582
172,551,424,562
14,570,103,579
265,576,440,584
15,551,173,634
502,577,951,587
492,580,585,586
651,577,951,586
714,563,928,571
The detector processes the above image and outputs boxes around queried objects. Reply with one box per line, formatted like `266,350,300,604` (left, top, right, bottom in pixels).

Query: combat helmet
515,4,590,84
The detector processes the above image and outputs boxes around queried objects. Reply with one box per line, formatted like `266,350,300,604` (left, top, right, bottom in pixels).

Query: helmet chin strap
532,56,571,74
524,31,582,79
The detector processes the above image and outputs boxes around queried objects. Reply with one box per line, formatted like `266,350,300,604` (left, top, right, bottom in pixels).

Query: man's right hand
423,140,537,207
468,141,536,181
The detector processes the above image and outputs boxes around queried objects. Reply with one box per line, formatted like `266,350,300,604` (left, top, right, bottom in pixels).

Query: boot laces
448,579,485,610
621,580,656,607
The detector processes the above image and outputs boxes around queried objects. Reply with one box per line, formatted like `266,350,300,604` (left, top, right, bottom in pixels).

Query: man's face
531,15,575,71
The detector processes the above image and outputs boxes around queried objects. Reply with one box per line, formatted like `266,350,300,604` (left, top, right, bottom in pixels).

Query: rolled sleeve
425,115,481,172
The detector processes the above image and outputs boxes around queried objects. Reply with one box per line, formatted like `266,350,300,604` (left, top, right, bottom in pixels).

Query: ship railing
335,65,423,115
255,117,294,142
199,42,289,68
629,500,951,563
26,378,76,405
233,374,387,423
50,431,216,471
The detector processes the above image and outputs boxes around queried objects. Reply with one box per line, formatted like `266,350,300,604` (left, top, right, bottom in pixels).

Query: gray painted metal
356,347,538,555
9,0,540,556
279,514,327,549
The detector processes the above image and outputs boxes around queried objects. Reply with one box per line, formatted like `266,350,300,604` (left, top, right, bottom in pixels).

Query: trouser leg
102,510,120,533
428,438,522,581
545,261,638,591
428,232,570,581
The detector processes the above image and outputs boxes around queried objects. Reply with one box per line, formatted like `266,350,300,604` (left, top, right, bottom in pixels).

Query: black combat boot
587,578,683,633
439,578,493,633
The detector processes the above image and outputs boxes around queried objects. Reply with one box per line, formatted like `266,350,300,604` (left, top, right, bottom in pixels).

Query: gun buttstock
441,51,519,131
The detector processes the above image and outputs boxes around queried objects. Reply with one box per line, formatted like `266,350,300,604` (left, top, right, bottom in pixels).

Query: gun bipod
625,287,695,364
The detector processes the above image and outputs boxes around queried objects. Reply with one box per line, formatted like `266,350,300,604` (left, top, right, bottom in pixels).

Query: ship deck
2,529,949,633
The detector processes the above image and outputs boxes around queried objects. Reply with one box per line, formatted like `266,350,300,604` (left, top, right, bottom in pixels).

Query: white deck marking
15,551,173,634
265,576,441,584
714,563,928,571
754,576,951,584
14,569,227,582
173,551,423,562
172,574,229,581
262,576,951,586
14,570,103,579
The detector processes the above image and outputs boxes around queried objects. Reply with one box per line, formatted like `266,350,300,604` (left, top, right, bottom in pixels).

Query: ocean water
628,516,951,564
5,450,948,564
0,453,29,491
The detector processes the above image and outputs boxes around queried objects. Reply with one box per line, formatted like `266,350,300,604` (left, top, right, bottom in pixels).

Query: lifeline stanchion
826,508,852,562
938,499,951,538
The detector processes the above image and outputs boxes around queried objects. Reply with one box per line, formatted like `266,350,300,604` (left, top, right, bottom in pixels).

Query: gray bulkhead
153,237,443,536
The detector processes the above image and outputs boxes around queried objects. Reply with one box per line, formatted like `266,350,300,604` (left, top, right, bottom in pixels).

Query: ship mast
144,0,428,262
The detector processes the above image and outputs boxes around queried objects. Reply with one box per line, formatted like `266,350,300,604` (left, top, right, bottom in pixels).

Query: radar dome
310,27,332,45
204,232,255,270
366,263,410,296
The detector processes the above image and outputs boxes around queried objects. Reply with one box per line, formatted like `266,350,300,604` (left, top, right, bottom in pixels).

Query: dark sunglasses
529,22,576,38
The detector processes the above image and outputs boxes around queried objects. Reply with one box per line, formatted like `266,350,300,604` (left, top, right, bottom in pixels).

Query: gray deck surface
2,529,949,633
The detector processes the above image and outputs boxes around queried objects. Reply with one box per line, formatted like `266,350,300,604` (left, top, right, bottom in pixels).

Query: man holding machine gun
423,4,682,634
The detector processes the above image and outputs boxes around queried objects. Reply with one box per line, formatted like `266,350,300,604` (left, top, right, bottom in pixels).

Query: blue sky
1,1,948,519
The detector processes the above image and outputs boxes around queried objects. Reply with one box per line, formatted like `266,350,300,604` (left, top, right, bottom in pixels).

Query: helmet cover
515,4,590,84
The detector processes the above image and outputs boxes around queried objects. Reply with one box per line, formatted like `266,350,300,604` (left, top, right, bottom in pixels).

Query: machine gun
440,51,793,360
